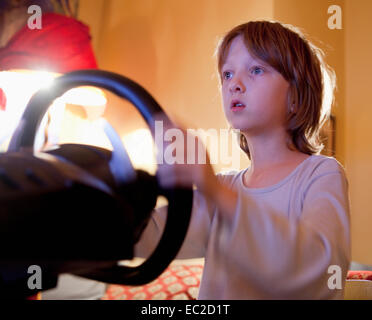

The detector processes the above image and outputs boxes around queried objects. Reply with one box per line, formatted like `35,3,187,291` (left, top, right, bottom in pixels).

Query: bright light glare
0,70,57,150
122,129,156,174
0,70,107,151
62,86,107,107
59,115,112,150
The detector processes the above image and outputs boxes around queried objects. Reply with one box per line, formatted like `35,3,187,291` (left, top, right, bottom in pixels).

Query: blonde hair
216,21,336,158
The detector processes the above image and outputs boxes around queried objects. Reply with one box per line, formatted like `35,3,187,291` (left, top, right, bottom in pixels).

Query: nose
229,77,246,93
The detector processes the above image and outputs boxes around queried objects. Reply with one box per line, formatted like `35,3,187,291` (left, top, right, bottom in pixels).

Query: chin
227,119,253,132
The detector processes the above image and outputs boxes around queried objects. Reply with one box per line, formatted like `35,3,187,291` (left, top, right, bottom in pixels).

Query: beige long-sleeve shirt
135,155,351,299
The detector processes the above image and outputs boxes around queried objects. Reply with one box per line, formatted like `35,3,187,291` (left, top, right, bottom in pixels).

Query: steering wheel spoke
98,118,136,185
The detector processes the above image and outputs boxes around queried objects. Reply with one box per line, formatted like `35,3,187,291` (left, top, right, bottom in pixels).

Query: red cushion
102,264,203,300
347,270,372,281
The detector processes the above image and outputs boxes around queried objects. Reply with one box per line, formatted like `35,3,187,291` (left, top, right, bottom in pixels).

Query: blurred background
1,0,372,272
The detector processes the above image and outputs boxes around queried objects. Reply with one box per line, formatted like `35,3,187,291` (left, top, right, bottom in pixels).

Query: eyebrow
222,59,270,71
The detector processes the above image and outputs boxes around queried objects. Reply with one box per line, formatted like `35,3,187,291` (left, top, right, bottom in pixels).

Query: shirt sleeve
135,187,216,259
220,161,351,299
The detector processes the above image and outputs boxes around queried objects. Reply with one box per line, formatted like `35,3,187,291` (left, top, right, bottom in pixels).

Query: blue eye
251,67,264,75
223,71,233,80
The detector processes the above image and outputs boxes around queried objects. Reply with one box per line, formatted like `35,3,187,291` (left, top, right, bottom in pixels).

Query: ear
287,84,298,114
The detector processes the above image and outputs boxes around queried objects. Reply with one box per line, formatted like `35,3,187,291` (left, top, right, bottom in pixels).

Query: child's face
221,35,290,135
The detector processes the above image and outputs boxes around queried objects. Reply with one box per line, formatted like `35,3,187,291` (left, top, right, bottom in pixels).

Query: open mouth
230,99,246,111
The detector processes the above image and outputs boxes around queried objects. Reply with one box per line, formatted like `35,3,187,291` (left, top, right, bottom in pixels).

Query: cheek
276,84,290,115
221,86,230,109
261,80,289,116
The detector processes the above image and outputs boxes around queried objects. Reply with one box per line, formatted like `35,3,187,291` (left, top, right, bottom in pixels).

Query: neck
244,129,302,173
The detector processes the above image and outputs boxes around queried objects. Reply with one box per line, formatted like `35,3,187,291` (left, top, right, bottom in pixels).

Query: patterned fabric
102,264,204,300
347,271,372,281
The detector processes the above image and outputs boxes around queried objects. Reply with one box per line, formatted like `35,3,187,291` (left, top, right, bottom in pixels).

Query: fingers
153,112,212,190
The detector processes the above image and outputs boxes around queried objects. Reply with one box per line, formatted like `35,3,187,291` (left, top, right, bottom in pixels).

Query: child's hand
154,114,217,198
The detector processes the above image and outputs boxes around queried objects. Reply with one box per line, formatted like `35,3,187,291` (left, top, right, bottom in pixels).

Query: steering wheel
7,69,193,286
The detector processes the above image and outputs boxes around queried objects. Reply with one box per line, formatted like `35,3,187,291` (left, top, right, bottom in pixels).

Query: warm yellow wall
77,0,106,55
344,0,372,264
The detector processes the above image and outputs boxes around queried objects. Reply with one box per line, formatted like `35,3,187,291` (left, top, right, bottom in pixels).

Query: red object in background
102,263,203,300
0,13,98,73
347,270,372,281
27,293,41,300
0,88,6,111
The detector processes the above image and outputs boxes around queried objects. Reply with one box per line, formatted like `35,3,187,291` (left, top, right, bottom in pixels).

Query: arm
135,187,215,259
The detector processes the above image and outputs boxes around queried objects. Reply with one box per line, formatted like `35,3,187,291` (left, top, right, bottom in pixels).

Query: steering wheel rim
8,69,193,285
